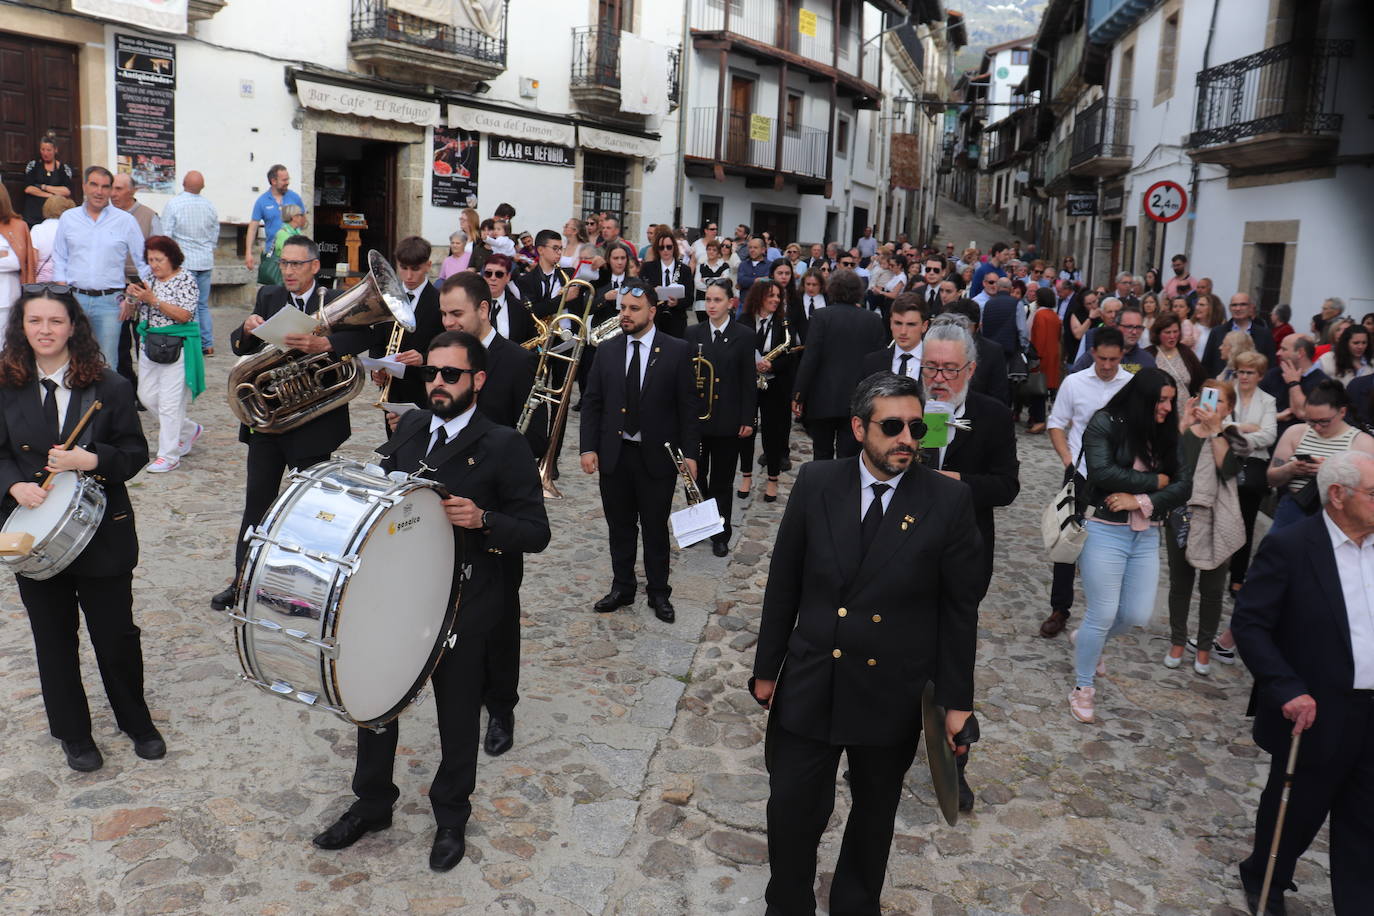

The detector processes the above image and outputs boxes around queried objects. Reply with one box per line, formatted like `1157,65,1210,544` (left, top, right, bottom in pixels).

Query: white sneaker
1163,649,1184,669
177,423,204,457
147,456,179,473
1069,686,1095,723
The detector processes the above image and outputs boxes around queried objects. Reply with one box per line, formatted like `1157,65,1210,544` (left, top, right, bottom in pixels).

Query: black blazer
370,282,444,408
685,318,759,436
480,332,545,459
753,457,982,746
937,392,1020,592
1233,511,1362,763
639,258,690,313
792,304,886,419
379,409,549,637
516,266,575,319
578,331,701,479
230,284,373,465
1201,321,1276,377
972,336,1011,406
860,345,919,381
739,311,799,391
0,369,149,577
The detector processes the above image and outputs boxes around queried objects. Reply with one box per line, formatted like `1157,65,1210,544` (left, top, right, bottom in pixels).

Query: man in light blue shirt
161,170,220,353
52,165,150,366
244,164,305,272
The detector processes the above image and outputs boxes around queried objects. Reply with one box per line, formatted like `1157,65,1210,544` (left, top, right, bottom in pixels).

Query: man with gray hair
1232,449,1374,915
160,170,220,355
1072,301,1155,374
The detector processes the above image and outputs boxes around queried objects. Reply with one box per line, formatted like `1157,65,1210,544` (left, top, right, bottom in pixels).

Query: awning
297,78,440,127
447,106,575,147
578,126,659,160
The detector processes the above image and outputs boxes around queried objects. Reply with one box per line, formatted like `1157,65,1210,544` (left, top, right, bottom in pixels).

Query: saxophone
756,314,792,391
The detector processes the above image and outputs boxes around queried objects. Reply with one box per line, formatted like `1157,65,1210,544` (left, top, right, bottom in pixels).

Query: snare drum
0,471,107,580
232,458,457,727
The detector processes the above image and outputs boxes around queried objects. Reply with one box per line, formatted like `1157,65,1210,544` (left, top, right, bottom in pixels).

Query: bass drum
232,458,457,727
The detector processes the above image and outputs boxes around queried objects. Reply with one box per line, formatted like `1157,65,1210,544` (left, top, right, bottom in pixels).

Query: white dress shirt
1048,365,1131,475
621,324,656,442
858,457,904,520
288,283,319,312
891,343,922,379
427,403,476,454
490,290,512,339
804,293,827,318
53,204,149,289
1324,511,1374,689
37,361,72,423
481,327,497,349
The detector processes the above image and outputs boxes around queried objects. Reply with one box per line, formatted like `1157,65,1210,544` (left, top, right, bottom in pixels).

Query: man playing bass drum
0,286,162,773
313,330,549,872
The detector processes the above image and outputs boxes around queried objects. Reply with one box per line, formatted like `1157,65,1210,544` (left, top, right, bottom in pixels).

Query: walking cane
1256,731,1302,914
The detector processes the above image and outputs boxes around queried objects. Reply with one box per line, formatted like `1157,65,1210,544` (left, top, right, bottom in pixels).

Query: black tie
897,353,912,378
714,329,724,344
544,274,553,299
625,340,642,435
41,378,59,439
428,425,448,456
807,296,815,316
490,300,502,324
760,318,770,344
860,482,891,554
293,295,305,310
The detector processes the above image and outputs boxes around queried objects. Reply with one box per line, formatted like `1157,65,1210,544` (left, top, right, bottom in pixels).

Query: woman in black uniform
0,286,161,772
737,279,797,503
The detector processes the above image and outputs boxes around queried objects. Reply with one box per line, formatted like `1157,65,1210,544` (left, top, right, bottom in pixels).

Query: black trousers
482,555,522,716
600,442,676,598
764,721,920,915
805,416,859,462
754,383,792,477
698,435,739,544
1049,467,1088,616
117,317,138,388
1229,485,1267,587
1240,694,1374,913
235,436,331,570
19,571,155,742
349,629,488,830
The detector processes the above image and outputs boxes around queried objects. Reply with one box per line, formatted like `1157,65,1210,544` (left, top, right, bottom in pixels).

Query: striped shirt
160,191,220,271
1288,425,1362,494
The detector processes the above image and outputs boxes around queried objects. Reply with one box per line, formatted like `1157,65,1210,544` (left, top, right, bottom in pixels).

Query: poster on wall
431,126,480,208
889,133,921,189
114,33,177,193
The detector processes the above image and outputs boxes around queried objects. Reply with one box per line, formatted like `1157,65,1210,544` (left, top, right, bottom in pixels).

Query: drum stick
42,400,102,490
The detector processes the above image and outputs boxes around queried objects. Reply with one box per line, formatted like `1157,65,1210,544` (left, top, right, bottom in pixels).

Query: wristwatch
1286,380,1300,388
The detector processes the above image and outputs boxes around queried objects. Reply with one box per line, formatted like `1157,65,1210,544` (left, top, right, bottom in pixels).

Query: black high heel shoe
764,477,779,502
737,472,752,501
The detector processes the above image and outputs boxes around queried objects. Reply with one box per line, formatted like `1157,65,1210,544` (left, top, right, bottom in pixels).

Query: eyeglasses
22,283,72,296
705,225,718,231
1119,322,1144,331
839,261,855,267
541,243,564,253
1342,485,1374,501
280,259,316,268
482,270,507,278
417,365,478,384
868,417,928,439
920,361,972,379
1308,414,1340,429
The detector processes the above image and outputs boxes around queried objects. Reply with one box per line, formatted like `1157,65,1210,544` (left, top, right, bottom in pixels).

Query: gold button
832,649,842,659
867,658,877,666
620,407,626,413
838,607,847,617
19,444,29,451
871,614,882,623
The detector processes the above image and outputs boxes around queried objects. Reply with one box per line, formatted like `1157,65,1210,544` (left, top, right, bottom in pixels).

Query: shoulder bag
1041,450,1094,563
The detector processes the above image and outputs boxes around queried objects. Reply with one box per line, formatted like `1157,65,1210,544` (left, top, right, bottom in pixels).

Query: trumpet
757,316,792,390
693,344,715,421
374,319,406,407
665,442,704,505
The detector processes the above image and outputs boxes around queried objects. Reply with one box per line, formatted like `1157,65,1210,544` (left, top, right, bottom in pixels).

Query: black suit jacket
230,284,373,465
685,318,759,436
793,305,886,419
936,392,1020,592
517,266,575,319
1202,321,1276,377
488,289,538,346
753,458,982,746
0,369,149,577
639,258,691,314
379,410,549,637
480,332,545,458
861,345,926,383
972,336,1011,406
370,282,444,408
578,331,701,478
740,312,799,391
1233,511,1361,763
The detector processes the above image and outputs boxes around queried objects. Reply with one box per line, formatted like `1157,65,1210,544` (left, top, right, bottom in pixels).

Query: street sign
1067,193,1097,217
1143,180,1187,223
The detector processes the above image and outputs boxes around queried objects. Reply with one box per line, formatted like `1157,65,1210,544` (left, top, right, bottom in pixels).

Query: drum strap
376,417,485,479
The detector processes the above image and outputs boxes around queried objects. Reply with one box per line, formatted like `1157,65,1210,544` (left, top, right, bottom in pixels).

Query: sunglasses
417,365,478,384
22,282,72,296
868,417,928,439
839,261,855,267
621,285,653,299
924,267,941,273
705,225,718,231
483,270,507,278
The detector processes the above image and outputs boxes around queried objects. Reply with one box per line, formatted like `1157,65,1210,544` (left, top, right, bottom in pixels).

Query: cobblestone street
0,302,1332,915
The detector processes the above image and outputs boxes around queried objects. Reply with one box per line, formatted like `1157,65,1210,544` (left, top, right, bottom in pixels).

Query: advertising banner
114,33,176,193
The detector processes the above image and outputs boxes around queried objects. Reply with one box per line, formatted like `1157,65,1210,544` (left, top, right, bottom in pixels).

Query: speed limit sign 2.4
1143,180,1187,223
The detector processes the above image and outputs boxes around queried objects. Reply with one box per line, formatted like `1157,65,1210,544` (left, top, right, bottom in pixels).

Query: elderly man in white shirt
160,170,219,355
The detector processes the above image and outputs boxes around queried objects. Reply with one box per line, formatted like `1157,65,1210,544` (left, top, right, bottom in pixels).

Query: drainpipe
673,1,691,228
1183,0,1222,259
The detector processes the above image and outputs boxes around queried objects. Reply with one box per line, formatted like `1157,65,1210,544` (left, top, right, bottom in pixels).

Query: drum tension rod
245,530,361,571
239,673,345,718
229,614,339,657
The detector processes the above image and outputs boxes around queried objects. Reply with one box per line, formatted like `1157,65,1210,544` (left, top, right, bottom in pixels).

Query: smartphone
1199,387,1220,412
1294,453,1313,463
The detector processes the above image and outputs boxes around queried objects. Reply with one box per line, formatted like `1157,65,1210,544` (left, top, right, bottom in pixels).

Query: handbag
1041,454,1094,563
1022,371,1048,398
1183,440,1248,570
143,331,183,364
257,246,282,286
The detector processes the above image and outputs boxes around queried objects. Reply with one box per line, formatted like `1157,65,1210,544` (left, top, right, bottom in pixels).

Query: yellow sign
749,114,772,142
799,9,817,36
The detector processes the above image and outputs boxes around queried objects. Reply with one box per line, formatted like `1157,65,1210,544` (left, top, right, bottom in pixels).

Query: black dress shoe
210,585,238,611
1239,863,1289,916
594,590,635,613
62,739,103,773
312,811,391,850
648,596,675,623
957,772,975,813
430,827,466,872
483,711,514,757
131,730,167,760
712,540,729,558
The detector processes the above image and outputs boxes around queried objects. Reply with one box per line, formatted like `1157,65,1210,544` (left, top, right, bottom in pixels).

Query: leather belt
72,287,124,297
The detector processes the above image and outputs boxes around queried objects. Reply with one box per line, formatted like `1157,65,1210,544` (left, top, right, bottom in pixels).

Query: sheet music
359,355,407,377
252,307,318,347
670,498,725,548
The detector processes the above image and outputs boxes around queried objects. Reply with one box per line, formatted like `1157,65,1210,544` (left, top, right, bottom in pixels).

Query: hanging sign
431,126,479,208
799,10,817,36
1066,193,1098,217
1143,180,1187,223
749,114,772,142
114,33,177,194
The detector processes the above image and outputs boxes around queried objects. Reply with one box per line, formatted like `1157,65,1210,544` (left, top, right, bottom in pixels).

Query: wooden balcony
684,107,830,194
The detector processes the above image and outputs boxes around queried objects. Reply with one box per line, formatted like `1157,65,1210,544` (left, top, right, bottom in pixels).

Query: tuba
229,250,414,433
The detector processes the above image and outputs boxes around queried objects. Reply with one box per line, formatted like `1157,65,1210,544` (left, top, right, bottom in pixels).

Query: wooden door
727,75,754,164
597,0,632,30
0,33,81,218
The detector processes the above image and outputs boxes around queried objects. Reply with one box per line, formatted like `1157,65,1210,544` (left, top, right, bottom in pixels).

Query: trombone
693,344,715,421
516,278,599,498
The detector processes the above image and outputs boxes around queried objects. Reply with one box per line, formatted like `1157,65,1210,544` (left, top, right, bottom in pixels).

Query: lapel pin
901,514,915,531
468,456,476,465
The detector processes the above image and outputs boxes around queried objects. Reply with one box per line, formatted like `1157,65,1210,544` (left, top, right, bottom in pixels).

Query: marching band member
580,284,700,623
685,279,756,556
314,330,549,871
369,236,444,410
640,226,690,338
519,230,578,320
212,236,371,611
481,253,537,344
739,279,798,503
0,286,161,772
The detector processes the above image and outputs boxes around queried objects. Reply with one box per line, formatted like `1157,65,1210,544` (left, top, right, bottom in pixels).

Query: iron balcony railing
685,107,828,179
668,47,681,107
1070,97,1134,165
571,26,681,108
689,0,775,45
350,0,507,66
1044,140,1071,185
1188,39,1352,149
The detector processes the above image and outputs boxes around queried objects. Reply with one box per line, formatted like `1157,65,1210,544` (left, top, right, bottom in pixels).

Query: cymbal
921,681,960,826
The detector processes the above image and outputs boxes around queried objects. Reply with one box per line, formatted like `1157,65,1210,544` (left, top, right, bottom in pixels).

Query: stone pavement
931,198,1019,258
0,301,1334,915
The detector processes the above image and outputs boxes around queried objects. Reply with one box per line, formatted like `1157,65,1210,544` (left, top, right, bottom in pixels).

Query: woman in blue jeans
1069,368,1194,723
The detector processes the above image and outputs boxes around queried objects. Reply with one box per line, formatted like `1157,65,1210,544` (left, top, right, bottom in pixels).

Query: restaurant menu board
432,126,480,208
114,33,176,193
